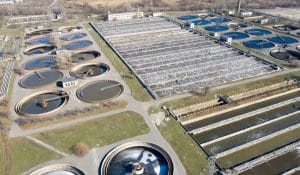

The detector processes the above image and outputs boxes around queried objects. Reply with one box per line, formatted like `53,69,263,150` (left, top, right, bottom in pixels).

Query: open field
256,8,300,21
158,118,209,175
61,0,177,7
0,135,61,175
34,111,150,154
85,23,152,101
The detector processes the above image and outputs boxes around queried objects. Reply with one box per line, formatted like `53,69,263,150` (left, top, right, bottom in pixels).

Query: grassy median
158,119,209,175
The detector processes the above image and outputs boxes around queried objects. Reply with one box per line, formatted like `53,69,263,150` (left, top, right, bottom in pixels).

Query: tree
71,142,90,157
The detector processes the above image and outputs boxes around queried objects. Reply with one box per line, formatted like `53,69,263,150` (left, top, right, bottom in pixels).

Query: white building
108,11,144,21
0,0,22,5
153,12,164,17
61,76,78,88
240,11,253,17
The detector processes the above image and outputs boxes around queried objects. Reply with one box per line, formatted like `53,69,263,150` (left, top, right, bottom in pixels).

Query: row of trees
0,0,299,18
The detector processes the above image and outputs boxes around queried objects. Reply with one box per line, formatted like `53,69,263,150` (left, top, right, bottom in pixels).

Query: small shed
61,76,78,88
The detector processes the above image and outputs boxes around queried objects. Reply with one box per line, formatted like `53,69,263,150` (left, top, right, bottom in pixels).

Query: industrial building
107,11,144,21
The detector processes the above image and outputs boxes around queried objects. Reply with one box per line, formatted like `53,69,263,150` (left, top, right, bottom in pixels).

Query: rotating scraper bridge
92,17,276,99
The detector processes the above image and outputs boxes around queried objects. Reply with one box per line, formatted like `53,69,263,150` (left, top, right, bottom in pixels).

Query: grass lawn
84,23,152,102
34,111,150,154
164,71,300,109
158,119,209,175
20,101,128,129
0,136,61,175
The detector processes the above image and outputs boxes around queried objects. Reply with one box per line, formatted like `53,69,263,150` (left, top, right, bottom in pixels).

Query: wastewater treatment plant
0,1,300,175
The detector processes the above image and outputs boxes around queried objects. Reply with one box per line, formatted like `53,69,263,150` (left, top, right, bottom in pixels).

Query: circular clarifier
16,90,69,117
60,26,83,33
268,36,298,45
286,50,300,60
70,63,109,79
221,32,249,40
70,51,100,63
63,40,92,50
28,164,85,175
243,40,275,49
273,25,299,31
22,56,57,70
204,25,229,32
191,19,211,26
26,36,52,45
245,28,272,36
60,33,87,41
270,49,300,61
26,29,53,39
77,80,123,103
101,142,173,175
210,17,232,23
19,70,63,89
178,15,197,20
24,45,56,55
270,49,290,61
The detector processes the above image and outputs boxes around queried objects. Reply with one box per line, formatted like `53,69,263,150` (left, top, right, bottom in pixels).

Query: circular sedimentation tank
210,17,232,23
24,45,56,55
238,23,249,28
243,40,275,49
60,26,83,33
191,19,211,26
100,142,173,175
22,56,57,70
70,51,100,63
60,33,87,41
77,80,123,103
273,25,299,31
270,49,290,61
270,49,300,61
286,50,300,59
26,29,53,38
204,25,228,32
70,63,109,79
178,15,197,20
268,36,298,45
15,90,69,117
25,36,52,45
245,28,272,36
221,32,249,40
63,40,92,50
28,164,85,175
19,70,63,89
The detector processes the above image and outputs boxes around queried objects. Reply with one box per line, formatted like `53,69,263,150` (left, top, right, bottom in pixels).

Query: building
107,11,144,21
153,12,164,17
61,76,78,88
240,10,253,17
0,0,22,5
